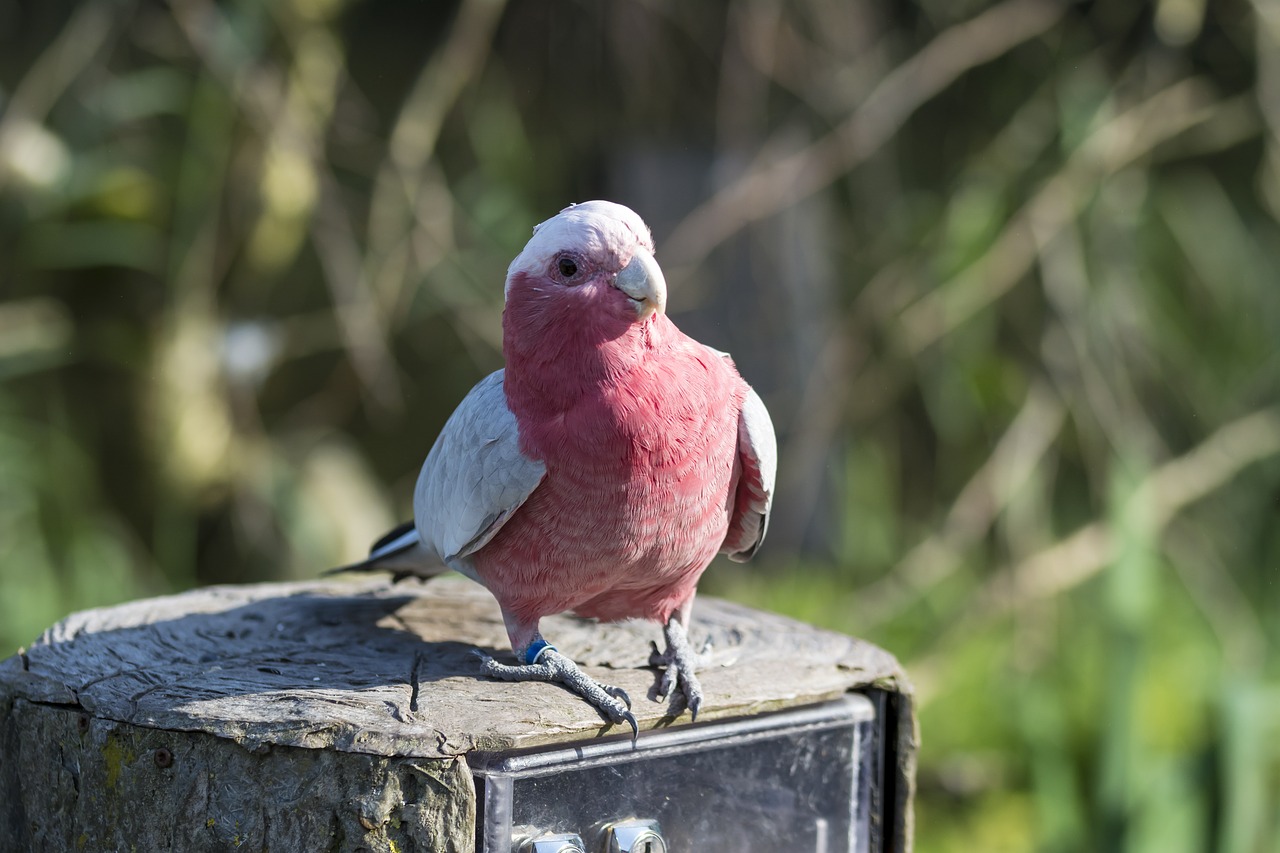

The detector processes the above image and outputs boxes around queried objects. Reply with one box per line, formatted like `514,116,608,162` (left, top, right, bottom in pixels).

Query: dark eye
557,256,578,278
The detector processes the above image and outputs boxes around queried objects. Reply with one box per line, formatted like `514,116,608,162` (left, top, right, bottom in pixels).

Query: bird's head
503,201,667,336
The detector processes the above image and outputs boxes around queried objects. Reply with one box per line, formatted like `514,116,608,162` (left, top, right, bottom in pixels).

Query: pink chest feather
473,335,745,625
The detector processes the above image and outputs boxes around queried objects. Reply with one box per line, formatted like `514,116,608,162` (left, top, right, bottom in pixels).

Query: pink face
503,202,667,342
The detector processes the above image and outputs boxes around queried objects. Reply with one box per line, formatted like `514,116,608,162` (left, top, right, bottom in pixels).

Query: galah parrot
339,201,777,737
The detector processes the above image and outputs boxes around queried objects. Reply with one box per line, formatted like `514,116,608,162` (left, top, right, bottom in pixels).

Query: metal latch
601,819,667,853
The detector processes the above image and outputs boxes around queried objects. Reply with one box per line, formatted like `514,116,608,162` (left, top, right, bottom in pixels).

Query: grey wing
723,384,778,562
413,369,546,580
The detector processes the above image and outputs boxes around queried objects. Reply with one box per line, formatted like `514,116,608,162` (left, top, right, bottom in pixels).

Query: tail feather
370,520,416,557
324,521,446,583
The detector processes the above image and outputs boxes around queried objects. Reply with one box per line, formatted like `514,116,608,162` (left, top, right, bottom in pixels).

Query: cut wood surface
0,578,916,852
1,577,910,756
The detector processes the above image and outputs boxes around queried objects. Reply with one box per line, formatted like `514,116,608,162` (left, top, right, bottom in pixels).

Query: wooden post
0,578,915,851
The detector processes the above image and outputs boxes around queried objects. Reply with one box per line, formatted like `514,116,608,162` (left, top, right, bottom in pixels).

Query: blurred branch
910,406,1280,703
0,298,72,361
995,407,1280,607
0,0,126,190
897,80,1243,354
0,0,125,191
775,80,1064,538
168,0,404,412
366,0,509,318
1251,0,1280,222
0,1,121,120
905,82,1261,543
1165,526,1268,671
1035,214,1166,478
663,0,1068,270
743,1,886,124
384,0,507,180
311,178,405,412
1252,0,1280,140
854,381,1066,628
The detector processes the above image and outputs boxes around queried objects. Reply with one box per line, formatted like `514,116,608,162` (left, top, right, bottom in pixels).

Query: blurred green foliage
1,0,1279,849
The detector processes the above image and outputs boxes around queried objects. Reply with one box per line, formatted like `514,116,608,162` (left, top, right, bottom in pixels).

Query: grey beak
612,247,667,319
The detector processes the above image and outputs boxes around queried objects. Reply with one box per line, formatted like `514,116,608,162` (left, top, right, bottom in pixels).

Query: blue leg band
524,638,556,665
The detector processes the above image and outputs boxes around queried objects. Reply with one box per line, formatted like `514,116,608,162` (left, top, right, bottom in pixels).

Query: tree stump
0,577,915,851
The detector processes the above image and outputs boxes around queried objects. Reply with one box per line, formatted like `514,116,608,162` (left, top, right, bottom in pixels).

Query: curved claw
655,661,677,701
621,708,639,745
604,684,632,710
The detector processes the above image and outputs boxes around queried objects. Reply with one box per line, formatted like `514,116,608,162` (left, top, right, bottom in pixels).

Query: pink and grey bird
341,201,777,736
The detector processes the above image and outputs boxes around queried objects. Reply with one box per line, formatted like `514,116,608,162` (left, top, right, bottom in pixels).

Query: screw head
153,747,173,768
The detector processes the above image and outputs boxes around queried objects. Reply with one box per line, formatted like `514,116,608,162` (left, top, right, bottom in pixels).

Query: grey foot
648,620,707,721
479,650,638,741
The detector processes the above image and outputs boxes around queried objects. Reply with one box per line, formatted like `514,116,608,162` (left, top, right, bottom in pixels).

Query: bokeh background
2,0,1278,849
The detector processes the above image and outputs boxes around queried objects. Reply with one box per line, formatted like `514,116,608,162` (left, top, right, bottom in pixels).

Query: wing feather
723,385,777,561
413,370,546,578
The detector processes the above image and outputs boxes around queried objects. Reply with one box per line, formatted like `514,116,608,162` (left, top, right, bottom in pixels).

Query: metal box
472,693,903,853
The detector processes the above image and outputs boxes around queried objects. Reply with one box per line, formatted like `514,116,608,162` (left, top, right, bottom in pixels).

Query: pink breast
473,347,744,626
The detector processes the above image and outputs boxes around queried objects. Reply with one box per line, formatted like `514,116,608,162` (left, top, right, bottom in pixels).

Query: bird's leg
648,598,705,721
479,635,638,741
